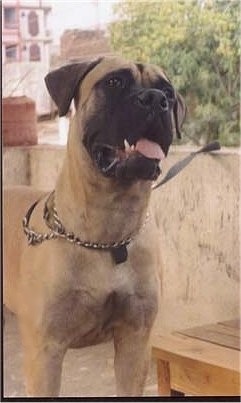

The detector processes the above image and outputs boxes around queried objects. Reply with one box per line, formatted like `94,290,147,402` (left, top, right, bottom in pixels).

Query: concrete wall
151,148,240,331
3,145,240,332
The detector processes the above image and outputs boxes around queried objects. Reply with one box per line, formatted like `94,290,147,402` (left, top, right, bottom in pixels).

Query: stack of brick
2,96,37,146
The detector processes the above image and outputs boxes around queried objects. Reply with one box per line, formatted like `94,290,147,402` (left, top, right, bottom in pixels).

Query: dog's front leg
113,325,152,396
19,320,66,397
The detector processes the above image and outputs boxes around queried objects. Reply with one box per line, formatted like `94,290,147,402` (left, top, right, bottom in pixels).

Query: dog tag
111,245,128,265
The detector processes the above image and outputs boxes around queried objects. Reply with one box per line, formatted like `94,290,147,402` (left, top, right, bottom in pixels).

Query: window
4,7,17,29
5,44,18,62
29,43,41,61
28,11,39,36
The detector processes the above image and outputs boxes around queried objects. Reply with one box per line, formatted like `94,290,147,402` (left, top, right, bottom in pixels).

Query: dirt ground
3,299,159,398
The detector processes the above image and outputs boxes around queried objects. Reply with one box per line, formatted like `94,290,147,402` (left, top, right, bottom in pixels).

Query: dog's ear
45,58,102,116
173,92,187,139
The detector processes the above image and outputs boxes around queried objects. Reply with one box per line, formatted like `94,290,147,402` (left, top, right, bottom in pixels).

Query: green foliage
109,0,240,146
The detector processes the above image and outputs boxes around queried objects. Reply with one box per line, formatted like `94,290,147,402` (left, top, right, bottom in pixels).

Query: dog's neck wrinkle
54,151,152,244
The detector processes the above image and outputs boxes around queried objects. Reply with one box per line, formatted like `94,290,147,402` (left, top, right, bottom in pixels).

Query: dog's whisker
102,158,119,173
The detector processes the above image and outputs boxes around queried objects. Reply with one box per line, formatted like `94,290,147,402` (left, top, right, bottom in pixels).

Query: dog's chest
44,257,158,348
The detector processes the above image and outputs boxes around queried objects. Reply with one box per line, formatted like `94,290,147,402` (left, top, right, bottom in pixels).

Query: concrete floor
3,309,159,398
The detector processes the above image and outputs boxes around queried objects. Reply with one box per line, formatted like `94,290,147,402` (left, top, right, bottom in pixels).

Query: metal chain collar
22,219,56,246
22,192,150,250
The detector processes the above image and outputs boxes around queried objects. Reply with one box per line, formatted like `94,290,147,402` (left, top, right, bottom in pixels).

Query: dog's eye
163,87,175,101
106,77,123,88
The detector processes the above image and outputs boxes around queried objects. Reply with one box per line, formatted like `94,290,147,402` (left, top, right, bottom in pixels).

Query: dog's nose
137,89,169,112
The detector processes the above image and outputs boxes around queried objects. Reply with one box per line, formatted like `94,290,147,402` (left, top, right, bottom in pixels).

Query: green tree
109,0,240,146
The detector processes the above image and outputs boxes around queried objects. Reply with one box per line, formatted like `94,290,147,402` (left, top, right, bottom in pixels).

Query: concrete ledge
3,144,65,190
3,147,30,187
3,144,240,331
4,144,239,189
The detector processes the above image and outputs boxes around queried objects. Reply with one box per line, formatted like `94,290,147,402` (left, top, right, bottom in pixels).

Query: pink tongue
135,138,165,160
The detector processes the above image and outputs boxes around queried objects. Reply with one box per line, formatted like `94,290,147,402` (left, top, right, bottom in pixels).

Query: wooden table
152,319,240,396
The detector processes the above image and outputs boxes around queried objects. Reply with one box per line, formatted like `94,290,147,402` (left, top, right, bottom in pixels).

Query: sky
49,0,119,44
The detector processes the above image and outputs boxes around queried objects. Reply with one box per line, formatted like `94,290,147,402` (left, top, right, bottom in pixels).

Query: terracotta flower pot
2,96,37,146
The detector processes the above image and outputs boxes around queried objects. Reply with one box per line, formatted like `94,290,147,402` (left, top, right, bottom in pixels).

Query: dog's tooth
124,139,131,151
131,144,135,151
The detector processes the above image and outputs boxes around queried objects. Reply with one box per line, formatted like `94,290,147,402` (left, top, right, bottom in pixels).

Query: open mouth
92,137,165,182
124,138,165,160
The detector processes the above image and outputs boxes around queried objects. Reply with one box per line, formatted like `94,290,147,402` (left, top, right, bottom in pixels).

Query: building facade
2,0,53,115
2,0,52,65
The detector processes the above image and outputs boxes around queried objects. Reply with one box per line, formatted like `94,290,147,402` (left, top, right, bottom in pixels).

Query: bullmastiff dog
3,56,186,397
